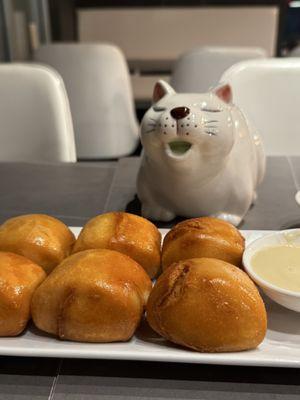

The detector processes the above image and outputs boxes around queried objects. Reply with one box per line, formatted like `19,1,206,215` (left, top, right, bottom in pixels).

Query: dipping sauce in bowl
243,229,300,312
251,245,300,292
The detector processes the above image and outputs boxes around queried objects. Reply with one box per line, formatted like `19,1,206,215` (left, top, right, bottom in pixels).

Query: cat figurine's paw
212,213,242,227
141,203,175,222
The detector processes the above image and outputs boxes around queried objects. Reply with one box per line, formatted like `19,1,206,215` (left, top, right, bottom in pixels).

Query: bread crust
0,252,46,336
73,212,161,278
162,217,245,270
31,249,152,342
147,257,267,352
0,214,75,274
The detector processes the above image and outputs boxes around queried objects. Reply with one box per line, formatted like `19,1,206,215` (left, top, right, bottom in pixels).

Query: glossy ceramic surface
137,80,265,225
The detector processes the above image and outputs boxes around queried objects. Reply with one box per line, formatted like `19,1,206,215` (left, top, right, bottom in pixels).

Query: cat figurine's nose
170,107,190,120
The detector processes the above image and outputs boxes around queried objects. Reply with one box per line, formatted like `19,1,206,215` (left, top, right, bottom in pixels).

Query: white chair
220,58,300,156
0,63,76,162
171,46,266,93
34,43,139,159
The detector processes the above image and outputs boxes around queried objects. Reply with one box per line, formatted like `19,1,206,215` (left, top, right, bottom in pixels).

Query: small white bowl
243,229,300,312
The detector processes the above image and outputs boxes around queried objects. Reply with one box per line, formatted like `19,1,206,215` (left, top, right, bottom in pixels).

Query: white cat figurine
137,80,265,226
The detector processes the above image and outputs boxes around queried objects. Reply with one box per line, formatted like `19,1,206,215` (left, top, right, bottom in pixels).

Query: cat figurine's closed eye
137,80,265,226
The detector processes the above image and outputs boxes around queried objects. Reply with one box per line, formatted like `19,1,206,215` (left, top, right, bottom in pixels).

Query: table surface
0,156,300,400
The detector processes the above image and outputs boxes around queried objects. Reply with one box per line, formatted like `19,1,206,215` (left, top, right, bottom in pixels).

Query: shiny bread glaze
162,217,245,270
0,214,75,274
0,251,46,336
32,249,152,342
73,212,161,278
147,257,267,352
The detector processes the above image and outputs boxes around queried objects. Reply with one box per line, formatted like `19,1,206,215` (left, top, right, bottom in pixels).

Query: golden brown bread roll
162,217,245,270
0,214,75,274
146,258,267,352
72,212,161,278
0,252,46,336
31,249,152,342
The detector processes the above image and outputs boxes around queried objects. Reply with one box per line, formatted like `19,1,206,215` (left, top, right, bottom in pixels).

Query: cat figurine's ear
213,83,232,104
153,80,175,103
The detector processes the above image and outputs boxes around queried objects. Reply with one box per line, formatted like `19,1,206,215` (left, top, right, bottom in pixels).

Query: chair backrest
171,46,266,93
221,58,300,156
0,63,76,162
34,43,139,159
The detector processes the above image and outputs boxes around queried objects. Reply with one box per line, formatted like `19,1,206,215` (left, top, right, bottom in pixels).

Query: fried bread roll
147,258,267,352
31,249,152,342
0,214,75,274
162,217,244,270
73,212,161,278
0,252,46,336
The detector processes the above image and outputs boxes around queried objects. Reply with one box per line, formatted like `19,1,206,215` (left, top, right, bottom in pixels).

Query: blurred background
0,1,293,117
1,0,300,162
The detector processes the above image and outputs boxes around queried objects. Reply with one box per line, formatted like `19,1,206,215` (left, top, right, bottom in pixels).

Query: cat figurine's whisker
204,120,219,124
204,131,217,136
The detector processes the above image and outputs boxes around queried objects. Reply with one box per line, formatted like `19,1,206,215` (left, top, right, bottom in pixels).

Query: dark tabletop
0,156,300,400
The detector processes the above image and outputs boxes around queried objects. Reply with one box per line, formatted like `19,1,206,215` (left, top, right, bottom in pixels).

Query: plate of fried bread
0,212,299,367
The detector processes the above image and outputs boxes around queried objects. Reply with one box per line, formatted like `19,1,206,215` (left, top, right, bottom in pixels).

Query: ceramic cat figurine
137,80,265,226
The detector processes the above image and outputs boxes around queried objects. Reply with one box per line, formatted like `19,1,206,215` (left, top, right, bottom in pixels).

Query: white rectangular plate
1,228,300,368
